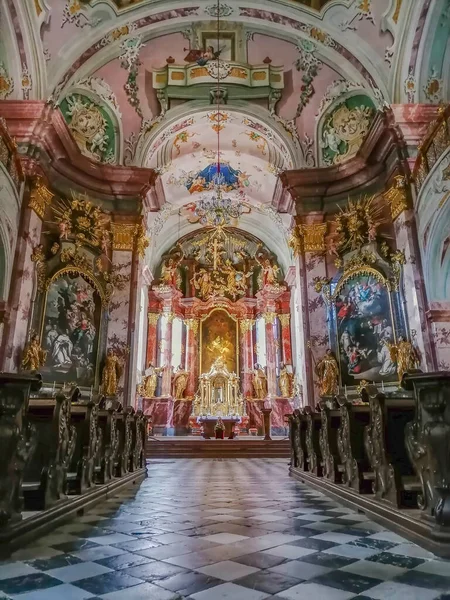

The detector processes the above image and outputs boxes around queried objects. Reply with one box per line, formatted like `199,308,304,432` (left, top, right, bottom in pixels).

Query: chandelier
193,0,246,228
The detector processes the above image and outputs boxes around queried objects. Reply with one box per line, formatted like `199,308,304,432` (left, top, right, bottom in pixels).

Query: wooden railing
413,104,450,191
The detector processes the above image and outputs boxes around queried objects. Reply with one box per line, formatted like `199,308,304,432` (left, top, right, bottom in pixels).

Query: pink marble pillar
265,315,277,397
1,193,42,372
185,319,199,397
161,315,174,396
146,312,159,367
279,314,292,366
239,319,254,398
394,210,436,370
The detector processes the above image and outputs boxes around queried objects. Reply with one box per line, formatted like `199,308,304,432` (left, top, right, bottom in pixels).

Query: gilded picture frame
200,308,239,375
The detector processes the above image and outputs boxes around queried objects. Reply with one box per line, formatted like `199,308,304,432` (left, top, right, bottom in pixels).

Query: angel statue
388,336,420,383
102,349,122,396
22,334,47,371
255,251,280,287
172,365,189,399
315,349,339,397
252,363,268,399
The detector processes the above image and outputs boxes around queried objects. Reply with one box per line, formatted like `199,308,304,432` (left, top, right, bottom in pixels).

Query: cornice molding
0,101,161,210
279,110,405,213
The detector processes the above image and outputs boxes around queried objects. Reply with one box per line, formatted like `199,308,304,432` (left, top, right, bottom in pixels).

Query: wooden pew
363,386,421,507
22,387,79,510
404,371,450,528
114,407,134,477
318,401,342,483
96,407,119,484
67,401,102,495
336,395,372,493
0,373,42,526
303,406,323,476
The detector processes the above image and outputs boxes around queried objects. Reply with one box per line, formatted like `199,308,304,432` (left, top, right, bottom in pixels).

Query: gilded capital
111,223,136,251
301,223,327,253
148,312,160,326
29,176,53,219
288,222,327,255
240,318,255,334
262,311,277,324
278,313,290,327
185,318,199,337
384,175,409,221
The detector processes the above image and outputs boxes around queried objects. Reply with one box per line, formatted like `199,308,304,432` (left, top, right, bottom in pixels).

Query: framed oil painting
332,270,398,386
201,32,235,61
40,271,102,386
200,308,238,374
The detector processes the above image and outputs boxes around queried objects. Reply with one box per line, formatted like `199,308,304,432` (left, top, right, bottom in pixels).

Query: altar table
197,416,241,439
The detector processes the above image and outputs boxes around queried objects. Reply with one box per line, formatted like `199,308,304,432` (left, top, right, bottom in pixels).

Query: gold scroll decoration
288,222,327,255
111,223,136,251
278,313,290,327
384,175,409,221
239,318,255,334
29,177,54,219
148,312,160,326
262,311,277,325
185,318,200,337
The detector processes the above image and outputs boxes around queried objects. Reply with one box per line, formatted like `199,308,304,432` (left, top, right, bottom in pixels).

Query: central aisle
2,459,449,600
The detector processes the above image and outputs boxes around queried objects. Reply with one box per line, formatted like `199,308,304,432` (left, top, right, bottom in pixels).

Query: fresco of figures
40,273,101,386
334,272,397,385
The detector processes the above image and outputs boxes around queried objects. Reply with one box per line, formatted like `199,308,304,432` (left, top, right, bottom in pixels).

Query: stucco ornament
321,101,374,165
66,96,110,162
0,63,14,100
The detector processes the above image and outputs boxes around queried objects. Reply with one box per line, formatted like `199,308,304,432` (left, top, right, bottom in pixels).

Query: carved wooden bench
67,401,102,495
336,395,372,493
22,387,79,510
363,386,421,508
96,407,119,484
318,401,342,484
303,406,323,477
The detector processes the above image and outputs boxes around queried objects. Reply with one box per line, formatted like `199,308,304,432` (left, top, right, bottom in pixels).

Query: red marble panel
173,400,193,428
246,400,264,430
271,398,293,429
143,399,169,426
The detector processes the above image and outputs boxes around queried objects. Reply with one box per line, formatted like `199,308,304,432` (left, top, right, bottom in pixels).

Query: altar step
146,437,290,459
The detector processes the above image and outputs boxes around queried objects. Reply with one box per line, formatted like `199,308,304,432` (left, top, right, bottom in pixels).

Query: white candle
382,380,385,391
52,381,55,393
344,385,347,396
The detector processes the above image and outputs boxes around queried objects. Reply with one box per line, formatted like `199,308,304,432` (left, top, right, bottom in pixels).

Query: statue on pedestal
279,364,293,397
22,334,47,371
139,363,163,398
102,349,122,396
389,336,420,382
172,365,189,399
252,363,268,399
315,349,339,397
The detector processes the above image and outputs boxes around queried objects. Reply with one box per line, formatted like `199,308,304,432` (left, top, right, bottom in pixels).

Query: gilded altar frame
38,266,107,388
200,307,239,376
328,264,406,387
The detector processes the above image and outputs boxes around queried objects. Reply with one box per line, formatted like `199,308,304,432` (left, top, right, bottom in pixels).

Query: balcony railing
413,105,450,191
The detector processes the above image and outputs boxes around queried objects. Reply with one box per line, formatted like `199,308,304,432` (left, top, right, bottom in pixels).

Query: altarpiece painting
200,309,238,375
40,271,102,386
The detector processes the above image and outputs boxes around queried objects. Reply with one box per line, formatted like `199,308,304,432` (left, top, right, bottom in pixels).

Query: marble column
264,312,278,398
147,312,159,367
161,313,174,397
427,304,450,370
386,176,436,370
185,318,199,397
240,318,255,398
1,178,47,372
279,313,292,366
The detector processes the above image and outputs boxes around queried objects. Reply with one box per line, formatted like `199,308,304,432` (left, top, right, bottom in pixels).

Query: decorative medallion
29,177,54,219
205,3,233,17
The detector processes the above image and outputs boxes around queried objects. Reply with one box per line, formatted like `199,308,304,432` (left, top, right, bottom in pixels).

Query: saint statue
102,349,122,396
22,334,47,371
256,252,280,287
252,363,268,399
139,363,163,398
388,336,420,382
279,364,293,397
315,349,339,397
172,365,189,399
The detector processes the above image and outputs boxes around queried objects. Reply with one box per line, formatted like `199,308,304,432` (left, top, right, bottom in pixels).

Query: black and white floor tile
1,459,449,599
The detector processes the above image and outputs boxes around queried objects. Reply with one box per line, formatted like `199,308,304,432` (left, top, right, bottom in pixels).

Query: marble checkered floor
1,460,449,600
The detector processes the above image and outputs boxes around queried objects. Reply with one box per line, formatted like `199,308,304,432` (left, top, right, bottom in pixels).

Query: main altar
140,226,295,436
